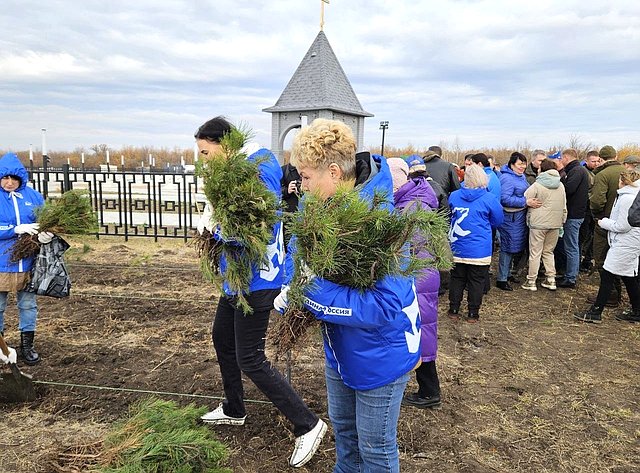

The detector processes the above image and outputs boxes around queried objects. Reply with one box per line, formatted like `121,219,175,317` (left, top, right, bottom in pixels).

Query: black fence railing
28,166,206,241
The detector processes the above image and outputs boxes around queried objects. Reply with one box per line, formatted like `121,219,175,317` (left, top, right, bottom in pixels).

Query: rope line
70,292,215,304
67,263,201,273
33,380,271,404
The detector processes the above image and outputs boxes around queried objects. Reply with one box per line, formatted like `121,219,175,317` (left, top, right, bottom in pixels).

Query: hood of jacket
0,153,29,192
394,175,438,210
536,169,561,189
457,186,488,203
617,184,640,198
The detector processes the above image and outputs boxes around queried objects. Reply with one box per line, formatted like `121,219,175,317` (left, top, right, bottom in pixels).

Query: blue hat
548,151,561,160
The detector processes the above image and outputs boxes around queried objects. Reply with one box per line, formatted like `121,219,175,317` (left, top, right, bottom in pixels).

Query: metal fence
28,166,206,241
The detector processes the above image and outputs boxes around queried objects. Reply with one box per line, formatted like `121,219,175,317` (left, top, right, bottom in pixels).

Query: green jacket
590,160,624,218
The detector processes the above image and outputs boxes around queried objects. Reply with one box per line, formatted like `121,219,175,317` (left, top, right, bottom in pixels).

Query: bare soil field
0,236,638,473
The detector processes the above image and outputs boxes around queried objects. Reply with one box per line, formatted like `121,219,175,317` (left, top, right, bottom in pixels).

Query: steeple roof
263,31,373,117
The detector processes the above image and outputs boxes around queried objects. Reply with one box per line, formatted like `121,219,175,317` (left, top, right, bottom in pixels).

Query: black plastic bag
25,236,71,298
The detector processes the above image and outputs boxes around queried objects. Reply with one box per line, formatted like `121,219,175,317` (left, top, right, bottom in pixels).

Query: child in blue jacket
276,119,420,472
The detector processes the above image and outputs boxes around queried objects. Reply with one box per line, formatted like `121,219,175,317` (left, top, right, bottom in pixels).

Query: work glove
196,204,215,235
14,223,39,235
273,286,290,314
37,231,54,244
0,346,17,365
300,261,316,281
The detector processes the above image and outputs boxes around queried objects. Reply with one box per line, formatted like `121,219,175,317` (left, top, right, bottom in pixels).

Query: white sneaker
541,279,557,291
289,419,327,468
521,281,537,291
200,404,246,425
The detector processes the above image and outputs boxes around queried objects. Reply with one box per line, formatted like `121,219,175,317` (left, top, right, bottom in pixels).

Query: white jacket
599,184,640,277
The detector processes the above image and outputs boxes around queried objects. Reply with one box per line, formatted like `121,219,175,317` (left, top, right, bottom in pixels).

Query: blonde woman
276,118,420,472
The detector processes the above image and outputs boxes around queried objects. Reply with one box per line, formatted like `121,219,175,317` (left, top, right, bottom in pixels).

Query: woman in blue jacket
0,153,48,365
194,117,325,469
448,165,504,321
496,152,541,290
278,119,420,473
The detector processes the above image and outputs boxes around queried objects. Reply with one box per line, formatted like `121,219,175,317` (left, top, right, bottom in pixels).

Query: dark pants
212,291,318,437
415,360,440,398
595,270,640,310
449,263,490,313
579,212,595,265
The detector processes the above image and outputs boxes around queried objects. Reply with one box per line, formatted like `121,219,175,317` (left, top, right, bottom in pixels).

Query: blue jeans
497,250,516,282
326,365,409,473
563,218,584,283
0,290,38,332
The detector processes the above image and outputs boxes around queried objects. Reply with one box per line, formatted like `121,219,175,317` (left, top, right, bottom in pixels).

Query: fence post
62,164,72,193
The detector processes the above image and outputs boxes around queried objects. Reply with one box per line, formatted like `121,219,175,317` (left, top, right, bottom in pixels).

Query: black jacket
629,191,640,227
423,156,460,195
280,164,300,213
561,160,590,219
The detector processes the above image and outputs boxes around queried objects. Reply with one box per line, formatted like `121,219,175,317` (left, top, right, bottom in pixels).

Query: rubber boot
20,331,40,365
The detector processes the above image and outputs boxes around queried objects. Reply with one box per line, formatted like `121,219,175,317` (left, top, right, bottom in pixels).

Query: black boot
615,308,640,323
20,331,40,365
573,305,603,324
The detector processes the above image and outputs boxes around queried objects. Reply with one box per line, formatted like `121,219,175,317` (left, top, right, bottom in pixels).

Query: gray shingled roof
263,31,373,117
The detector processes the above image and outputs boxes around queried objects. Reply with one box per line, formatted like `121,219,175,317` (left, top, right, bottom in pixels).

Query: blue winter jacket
498,165,529,253
287,153,421,390
0,153,45,273
216,148,285,295
484,166,502,201
448,187,503,262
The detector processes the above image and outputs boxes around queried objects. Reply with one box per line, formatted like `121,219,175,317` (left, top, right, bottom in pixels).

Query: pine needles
193,127,280,314
10,190,98,262
98,398,231,473
271,186,452,356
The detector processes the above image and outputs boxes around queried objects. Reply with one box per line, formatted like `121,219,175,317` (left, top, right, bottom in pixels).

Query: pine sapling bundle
99,398,231,473
10,190,98,262
193,127,280,314
271,186,452,356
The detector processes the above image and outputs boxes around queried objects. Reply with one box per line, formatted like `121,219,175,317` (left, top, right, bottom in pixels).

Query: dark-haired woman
194,116,325,469
496,152,541,290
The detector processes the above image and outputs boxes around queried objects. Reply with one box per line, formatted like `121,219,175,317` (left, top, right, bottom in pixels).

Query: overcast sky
1,0,639,155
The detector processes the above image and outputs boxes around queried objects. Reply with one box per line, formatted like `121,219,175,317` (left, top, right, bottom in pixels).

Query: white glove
0,346,17,365
300,261,316,281
14,223,40,235
273,286,290,314
38,231,54,244
197,203,215,235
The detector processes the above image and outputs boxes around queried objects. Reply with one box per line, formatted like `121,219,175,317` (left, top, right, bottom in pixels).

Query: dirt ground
0,236,638,473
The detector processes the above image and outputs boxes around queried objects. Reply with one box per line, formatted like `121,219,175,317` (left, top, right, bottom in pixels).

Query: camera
295,180,302,194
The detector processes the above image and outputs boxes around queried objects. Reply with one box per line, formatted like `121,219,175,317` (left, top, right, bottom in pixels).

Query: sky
1,0,639,156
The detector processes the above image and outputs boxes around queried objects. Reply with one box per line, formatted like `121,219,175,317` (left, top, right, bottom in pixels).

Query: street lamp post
41,128,49,197
379,121,389,157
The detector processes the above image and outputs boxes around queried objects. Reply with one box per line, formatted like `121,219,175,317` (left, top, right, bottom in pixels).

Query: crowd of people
196,118,640,471
3,115,638,472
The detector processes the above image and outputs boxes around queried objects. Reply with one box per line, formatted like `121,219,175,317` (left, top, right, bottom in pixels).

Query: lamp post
379,121,389,157
41,128,49,197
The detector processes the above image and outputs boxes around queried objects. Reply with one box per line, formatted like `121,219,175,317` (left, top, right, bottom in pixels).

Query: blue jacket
498,164,529,253
484,166,501,201
216,148,285,295
0,153,45,273
288,153,421,390
448,187,503,262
